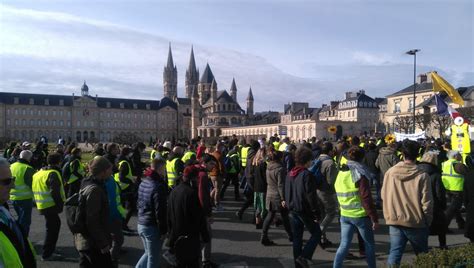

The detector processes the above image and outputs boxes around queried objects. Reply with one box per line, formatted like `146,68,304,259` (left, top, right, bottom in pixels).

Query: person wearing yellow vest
166,146,185,189
66,148,86,198
114,147,137,233
181,145,197,165
74,156,114,267
442,150,468,230
150,144,159,160
0,157,37,268
240,145,250,169
32,152,66,261
10,150,35,236
221,146,241,201
333,146,378,268
449,121,471,161
278,137,289,152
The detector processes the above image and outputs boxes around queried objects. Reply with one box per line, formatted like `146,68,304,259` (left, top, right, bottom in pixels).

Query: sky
1,0,473,111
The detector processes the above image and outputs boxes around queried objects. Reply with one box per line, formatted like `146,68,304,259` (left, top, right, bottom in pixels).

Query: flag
431,72,465,106
435,94,449,116
434,93,470,123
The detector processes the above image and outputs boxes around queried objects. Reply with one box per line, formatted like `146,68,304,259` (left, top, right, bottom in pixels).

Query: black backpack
65,185,94,234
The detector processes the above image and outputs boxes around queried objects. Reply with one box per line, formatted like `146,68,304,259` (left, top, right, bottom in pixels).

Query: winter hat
89,156,112,175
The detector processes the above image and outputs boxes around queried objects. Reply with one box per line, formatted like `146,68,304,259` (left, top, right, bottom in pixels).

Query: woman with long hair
251,146,267,229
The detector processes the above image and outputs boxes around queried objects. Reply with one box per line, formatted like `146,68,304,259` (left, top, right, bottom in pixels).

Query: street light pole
406,49,420,134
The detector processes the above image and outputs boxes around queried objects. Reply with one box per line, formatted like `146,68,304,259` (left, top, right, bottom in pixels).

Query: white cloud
352,51,392,65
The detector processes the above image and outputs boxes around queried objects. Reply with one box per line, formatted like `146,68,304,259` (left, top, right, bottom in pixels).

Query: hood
267,161,282,171
289,166,306,177
417,162,439,176
379,146,396,155
390,161,425,181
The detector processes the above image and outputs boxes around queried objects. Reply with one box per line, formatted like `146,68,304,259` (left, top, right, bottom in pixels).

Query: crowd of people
0,133,473,268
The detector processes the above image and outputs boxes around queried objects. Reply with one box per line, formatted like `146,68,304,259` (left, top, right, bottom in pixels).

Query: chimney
416,73,427,84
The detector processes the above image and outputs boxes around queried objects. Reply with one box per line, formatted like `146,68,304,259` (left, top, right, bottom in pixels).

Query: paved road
20,187,470,267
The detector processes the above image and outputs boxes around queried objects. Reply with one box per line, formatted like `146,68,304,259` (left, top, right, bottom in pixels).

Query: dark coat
251,161,267,193
464,169,474,241
284,166,321,220
167,182,209,250
74,177,111,251
137,170,168,234
418,162,447,235
265,161,286,210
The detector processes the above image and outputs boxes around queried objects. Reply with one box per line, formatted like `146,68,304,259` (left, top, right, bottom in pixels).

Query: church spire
246,87,254,101
163,42,177,99
185,45,199,98
166,42,174,68
230,78,237,102
246,86,254,116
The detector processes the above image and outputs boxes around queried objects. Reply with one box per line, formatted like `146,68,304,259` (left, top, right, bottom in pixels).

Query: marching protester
382,140,433,266
9,150,35,236
32,152,66,261
0,157,36,268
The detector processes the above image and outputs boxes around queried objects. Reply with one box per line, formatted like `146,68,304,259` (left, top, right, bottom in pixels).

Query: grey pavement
20,187,470,268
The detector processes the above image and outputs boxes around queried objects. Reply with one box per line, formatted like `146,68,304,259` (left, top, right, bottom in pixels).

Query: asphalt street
20,186,470,268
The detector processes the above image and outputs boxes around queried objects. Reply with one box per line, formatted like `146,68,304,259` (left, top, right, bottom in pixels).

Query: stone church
163,44,253,139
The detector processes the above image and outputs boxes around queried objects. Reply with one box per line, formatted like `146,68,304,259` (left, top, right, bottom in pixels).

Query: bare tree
431,113,452,139
394,116,413,134
457,106,474,122
415,112,432,131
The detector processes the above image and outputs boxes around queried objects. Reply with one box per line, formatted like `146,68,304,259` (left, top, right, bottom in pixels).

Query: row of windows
7,108,70,117
339,101,377,109
13,97,64,106
7,119,71,127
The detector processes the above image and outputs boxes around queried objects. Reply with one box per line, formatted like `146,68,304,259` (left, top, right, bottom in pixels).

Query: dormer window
146,104,150,110
59,99,64,106
120,103,124,109
29,98,34,105
14,97,19,104
45,99,49,105
106,102,111,108
133,103,137,109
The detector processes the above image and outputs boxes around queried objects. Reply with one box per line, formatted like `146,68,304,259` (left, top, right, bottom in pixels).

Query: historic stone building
0,44,253,142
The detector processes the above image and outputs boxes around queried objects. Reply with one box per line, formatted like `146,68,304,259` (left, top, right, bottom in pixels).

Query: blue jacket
105,177,122,222
137,170,168,233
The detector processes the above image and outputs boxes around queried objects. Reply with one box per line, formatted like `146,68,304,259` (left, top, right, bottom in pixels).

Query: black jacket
418,162,447,235
167,182,209,249
362,149,379,176
137,171,168,234
251,161,267,193
285,167,321,220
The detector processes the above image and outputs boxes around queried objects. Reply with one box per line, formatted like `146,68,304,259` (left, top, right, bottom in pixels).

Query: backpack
308,159,325,188
62,161,72,184
224,154,239,173
65,185,94,234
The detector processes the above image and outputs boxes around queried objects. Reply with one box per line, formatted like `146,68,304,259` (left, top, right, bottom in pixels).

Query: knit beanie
89,156,112,175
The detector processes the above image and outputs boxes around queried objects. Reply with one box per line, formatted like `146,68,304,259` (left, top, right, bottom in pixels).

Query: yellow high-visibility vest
67,159,85,184
114,160,133,190
442,159,464,191
334,170,367,218
241,147,250,167
10,162,34,200
32,169,66,210
181,151,196,164
451,124,471,155
166,158,179,187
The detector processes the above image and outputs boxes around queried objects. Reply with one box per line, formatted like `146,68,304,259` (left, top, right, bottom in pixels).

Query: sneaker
320,238,334,249
41,253,63,261
296,256,309,268
261,237,276,246
202,260,219,268
235,211,243,220
162,250,177,266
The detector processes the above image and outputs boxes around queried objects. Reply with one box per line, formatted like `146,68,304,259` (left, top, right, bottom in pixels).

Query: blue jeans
387,225,428,265
371,175,382,207
136,224,162,268
289,212,321,264
333,216,376,268
12,199,33,236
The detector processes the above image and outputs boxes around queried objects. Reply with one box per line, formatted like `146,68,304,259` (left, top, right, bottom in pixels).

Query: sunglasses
0,177,15,186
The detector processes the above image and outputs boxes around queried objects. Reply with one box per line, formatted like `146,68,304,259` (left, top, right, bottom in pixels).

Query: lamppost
406,49,420,134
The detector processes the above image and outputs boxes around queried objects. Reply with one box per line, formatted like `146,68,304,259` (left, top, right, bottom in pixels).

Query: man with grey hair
0,157,36,267
442,150,468,230
10,150,36,236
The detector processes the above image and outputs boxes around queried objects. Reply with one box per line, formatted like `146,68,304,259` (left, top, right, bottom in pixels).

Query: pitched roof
387,82,433,97
158,97,177,110
96,96,160,109
0,92,74,106
177,97,191,105
230,78,237,92
200,63,215,83
416,86,474,108
166,43,174,68
247,87,254,101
